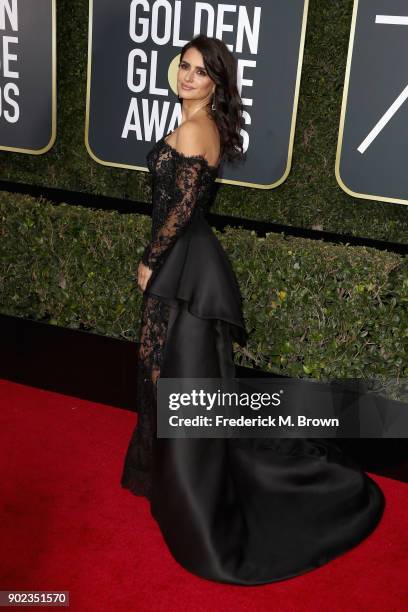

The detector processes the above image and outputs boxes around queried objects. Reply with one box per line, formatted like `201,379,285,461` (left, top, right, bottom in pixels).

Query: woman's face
177,47,215,103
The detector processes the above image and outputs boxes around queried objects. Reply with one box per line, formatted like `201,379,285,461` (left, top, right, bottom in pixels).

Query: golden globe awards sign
86,0,309,189
0,0,56,154
336,0,408,206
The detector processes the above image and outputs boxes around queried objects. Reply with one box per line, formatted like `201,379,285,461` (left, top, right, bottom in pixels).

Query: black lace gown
121,132,385,585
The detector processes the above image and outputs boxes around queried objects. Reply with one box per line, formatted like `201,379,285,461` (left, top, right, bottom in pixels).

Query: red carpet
0,378,407,611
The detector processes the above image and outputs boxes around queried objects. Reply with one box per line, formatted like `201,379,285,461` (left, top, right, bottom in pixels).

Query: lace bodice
141,134,219,272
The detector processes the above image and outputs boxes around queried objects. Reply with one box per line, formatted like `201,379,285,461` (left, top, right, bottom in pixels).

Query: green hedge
1,194,407,395
0,0,407,243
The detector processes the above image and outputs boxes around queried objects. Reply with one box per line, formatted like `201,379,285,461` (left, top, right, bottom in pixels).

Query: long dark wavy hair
179,35,245,165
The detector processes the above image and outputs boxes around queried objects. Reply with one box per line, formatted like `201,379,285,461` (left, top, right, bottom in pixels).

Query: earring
211,92,216,111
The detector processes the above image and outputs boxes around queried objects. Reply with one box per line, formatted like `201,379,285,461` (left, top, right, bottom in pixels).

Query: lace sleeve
141,156,204,272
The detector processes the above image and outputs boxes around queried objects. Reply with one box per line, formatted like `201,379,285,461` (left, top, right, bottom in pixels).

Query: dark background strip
1,180,407,254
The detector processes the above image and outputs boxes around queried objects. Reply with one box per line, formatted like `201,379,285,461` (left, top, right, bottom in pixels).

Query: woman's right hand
137,260,153,292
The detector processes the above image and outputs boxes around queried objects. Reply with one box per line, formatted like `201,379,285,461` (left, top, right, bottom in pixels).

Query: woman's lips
181,84,194,90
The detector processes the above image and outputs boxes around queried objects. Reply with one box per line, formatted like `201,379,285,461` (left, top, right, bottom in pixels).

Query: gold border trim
85,0,310,189
335,0,408,206
0,0,57,155
84,0,146,172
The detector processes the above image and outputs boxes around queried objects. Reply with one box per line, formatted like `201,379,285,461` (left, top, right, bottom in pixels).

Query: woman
121,35,385,585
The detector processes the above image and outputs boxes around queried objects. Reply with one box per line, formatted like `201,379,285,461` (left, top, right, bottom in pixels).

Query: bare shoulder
170,118,220,166
172,121,205,156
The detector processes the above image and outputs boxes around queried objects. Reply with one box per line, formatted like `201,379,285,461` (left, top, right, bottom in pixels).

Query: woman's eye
179,63,206,76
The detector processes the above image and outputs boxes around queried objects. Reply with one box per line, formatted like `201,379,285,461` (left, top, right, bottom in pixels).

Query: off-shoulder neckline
160,133,220,172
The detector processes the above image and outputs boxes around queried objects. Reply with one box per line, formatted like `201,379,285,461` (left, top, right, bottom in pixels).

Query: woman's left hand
137,261,153,292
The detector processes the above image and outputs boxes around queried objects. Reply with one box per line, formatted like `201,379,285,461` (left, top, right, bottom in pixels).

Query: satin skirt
140,214,385,585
